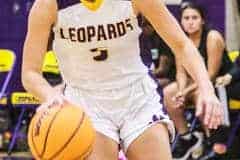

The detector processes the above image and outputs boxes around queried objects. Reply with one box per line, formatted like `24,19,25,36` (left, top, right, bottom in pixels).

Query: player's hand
215,74,232,87
172,91,185,108
37,94,69,113
37,83,68,113
195,91,224,129
172,83,198,108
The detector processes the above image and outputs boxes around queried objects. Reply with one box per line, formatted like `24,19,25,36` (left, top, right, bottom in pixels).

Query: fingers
217,106,224,128
36,102,52,113
205,99,223,129
53,95,65,106
215,78,224,87
172,91,185,108
196,91,225,130
209,105,218,129
204,100,214,127
215,75,232,87
36,94,67,113
195,98,203,117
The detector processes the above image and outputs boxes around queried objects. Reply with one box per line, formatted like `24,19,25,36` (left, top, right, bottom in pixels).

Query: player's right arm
133,0,223,129
22,0,59,103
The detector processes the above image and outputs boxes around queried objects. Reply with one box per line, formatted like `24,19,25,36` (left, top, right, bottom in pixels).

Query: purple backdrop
200,0,225,34
0,0,33,92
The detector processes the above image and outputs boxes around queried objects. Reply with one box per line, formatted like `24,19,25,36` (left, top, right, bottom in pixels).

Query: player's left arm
132,0,223,129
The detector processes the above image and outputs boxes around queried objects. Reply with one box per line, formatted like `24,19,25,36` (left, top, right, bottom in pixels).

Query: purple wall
192,0,225,34
0,0,226,92
0,0,33,92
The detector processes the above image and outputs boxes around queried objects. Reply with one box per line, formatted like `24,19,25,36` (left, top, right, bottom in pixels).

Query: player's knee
163,84,178,108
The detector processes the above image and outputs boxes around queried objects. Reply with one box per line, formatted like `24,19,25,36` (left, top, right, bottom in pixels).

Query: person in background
141,17,176,88
163,2,232,159
216,54,240,99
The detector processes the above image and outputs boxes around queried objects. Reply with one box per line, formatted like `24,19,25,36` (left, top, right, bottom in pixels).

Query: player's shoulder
207,29,224,43
32,0,57,14
29,0,57,24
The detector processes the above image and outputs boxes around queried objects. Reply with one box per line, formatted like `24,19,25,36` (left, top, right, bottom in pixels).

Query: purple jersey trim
57,0,80,10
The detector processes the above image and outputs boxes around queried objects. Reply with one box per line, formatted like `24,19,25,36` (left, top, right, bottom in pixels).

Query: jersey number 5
90,47,108,61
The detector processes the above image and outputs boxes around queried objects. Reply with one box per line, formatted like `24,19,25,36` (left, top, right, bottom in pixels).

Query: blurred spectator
216,54,240,100
141,17,176,87
163,2,233,159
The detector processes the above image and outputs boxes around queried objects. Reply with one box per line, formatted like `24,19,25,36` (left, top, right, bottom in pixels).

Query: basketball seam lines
31,116,40,157
31,109,62,158
73,137,94,160
40,108,63,158
48,112,85,160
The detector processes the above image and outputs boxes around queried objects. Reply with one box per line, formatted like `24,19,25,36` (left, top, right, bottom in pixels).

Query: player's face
181,8,204,35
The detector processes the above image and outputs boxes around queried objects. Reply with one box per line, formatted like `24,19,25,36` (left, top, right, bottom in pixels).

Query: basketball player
22,0,223,159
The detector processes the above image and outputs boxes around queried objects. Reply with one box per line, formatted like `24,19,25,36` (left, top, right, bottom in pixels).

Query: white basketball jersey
53,0,150,90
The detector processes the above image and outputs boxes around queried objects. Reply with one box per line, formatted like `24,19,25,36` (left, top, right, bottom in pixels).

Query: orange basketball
28,103,95,160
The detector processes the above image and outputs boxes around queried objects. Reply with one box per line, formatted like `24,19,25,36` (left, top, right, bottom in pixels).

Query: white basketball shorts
63,75,175,152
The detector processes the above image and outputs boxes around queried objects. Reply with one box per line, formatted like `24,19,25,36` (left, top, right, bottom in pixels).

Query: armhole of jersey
137,14,143,28
56,0,80,10
54,0,80,29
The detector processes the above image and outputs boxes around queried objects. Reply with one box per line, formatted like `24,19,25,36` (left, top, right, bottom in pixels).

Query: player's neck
81,0,104,11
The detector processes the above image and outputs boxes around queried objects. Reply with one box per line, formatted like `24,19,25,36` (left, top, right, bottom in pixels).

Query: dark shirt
149,33,176,80
198,27,233,76
229,55,240,82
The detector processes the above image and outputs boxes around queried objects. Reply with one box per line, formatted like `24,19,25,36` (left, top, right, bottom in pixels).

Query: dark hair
180,1,206,21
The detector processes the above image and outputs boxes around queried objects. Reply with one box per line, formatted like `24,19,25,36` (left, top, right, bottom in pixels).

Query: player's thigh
87,132,119,160
126,123,172,160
